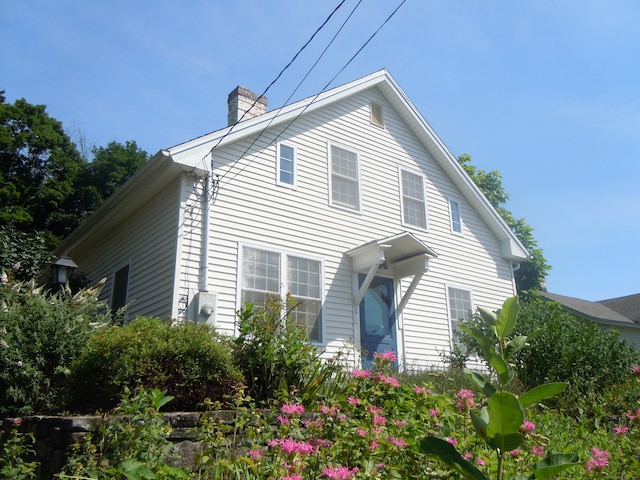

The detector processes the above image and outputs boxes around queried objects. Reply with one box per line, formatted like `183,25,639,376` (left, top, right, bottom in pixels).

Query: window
447,286,473,348
277,143,296,187
400,168,427,229
370,101,384,127
329,143,360,211
112,264,130,312
449,198,462,234
240,245,323,342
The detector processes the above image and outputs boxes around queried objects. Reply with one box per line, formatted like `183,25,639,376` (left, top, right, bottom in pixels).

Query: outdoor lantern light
52,255,78,286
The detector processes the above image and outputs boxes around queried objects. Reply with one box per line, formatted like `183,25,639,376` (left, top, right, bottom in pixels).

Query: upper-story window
329,143,361,211
240,245,323,343
449,198,463,234
277,143,296,187
370,101,385,128
399,168,428,229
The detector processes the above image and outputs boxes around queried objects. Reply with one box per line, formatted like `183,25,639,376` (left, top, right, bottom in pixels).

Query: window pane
448,287,472,322
242,247,280,307
288,256,321,341
450,199,461,233
331,145,359,209
401,170,427,227
279,145,295,185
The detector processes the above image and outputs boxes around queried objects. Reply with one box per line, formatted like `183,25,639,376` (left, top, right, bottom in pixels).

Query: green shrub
0,277,111,417
232,296,328,405
67,317,243,412
514,298,640,411
457,296,640,415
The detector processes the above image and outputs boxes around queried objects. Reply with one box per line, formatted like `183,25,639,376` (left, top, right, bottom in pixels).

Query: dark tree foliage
458,154,550,294
0,92,84,246
1,92,148,277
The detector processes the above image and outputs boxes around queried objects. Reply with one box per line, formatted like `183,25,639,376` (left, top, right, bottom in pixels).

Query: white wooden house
56,70,528,369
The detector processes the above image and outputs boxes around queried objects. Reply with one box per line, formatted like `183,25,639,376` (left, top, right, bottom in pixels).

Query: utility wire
220,0,365,183
221,0,407,185
199,0,348,168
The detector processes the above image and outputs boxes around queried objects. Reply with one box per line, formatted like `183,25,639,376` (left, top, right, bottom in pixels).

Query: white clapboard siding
73,179,181,320
174,85,518,365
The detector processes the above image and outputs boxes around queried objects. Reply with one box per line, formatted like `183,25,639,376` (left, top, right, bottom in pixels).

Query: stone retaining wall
1,412,216,479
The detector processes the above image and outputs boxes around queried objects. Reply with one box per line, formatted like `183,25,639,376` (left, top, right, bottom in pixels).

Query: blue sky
2,1,639,301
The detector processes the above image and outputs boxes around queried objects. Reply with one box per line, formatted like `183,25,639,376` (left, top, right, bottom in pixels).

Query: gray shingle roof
539,291,639,325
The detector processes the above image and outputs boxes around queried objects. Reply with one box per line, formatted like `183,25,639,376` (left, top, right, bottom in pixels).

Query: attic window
370,101,384,127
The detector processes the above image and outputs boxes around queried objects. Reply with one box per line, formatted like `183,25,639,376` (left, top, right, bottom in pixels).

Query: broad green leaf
505,335,528,360
495,296,519,340
477,306,497,326
487,347,512,386
464,369,496,398
419,437,488,480
470,410,488,440
533,453,580,479
487,391,524,446
487,432,523,452
519,383,568,408
117,459,155,480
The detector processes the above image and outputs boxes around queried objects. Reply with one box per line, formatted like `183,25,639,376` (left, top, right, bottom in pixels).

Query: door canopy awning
346,232,438,311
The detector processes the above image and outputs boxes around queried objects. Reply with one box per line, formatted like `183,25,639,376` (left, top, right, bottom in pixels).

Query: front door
359,275,397,369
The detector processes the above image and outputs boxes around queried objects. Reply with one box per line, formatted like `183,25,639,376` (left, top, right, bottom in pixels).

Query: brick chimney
227,86,268,126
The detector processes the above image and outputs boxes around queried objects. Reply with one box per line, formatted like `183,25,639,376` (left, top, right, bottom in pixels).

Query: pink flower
269,438,316,455
277,415,290,425
11,418,23,426
320,404,338,415
631,364,640,375
281,403,305,415
386,436,408,448
613,425,629,436
352,369,373,379
586,447,610,472
508,449,521,457
476,458,486,466
456,389,477,412
463,452,473,460
282,476,302,480
392,419,408,427
373,415,387,425
368,405,383,414
347,396,361,405
369,440,380,451
247,449,262,459
413,385,433,395
531,445,545,457
374,351,397,362
376,373,401,387
445,437,458,446
321,465,360,479
356,428,368,437
520,420,535,434
429,408,440,417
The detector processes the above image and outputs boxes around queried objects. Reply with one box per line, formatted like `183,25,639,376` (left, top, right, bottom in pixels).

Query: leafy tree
458,153,550,294
0,92,84,246
1,92,148,278
76,141,149,215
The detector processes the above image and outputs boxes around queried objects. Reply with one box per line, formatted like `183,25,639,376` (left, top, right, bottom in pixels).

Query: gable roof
539,291,640,326
57,69,528,261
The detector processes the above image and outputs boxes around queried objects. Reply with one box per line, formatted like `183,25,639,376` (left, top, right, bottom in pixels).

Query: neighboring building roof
600,294,640,323
539,291,640,326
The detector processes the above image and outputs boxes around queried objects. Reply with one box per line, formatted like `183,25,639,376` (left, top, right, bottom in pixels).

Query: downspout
200,172,211,293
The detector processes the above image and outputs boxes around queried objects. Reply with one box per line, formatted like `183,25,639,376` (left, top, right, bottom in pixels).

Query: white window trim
276,142,297,189
445,284,474,348
370,100,385,128
236,242,325,345
448,197,464,236
327,141,362,213
398,166,429,231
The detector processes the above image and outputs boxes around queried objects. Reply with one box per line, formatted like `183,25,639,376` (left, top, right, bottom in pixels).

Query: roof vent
227,86,267,126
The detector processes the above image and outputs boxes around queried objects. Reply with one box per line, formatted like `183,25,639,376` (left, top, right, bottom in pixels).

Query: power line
221,0,407,186
200,0,348,168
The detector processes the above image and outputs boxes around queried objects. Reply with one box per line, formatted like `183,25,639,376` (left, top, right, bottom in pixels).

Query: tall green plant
0,276,111,416
420,296,579,480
